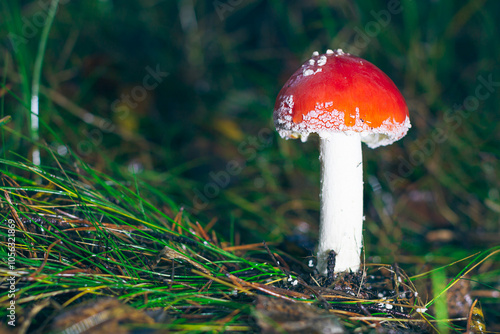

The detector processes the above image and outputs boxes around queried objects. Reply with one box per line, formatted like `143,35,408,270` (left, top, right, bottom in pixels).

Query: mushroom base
317,132,363,274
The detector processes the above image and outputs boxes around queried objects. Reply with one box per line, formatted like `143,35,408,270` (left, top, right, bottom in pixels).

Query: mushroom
274,49,410,274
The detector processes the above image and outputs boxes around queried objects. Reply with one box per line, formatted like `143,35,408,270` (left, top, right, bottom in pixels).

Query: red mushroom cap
274,49,410,148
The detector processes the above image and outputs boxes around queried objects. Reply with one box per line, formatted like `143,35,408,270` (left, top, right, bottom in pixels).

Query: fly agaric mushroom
274,49,410,274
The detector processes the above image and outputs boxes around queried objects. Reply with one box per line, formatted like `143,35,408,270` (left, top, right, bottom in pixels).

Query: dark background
2,0,499,276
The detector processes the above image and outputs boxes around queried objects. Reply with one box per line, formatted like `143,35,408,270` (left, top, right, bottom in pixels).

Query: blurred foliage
0,0,499,326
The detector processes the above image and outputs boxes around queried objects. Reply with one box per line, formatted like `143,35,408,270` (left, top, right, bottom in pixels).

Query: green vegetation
0,0,499,332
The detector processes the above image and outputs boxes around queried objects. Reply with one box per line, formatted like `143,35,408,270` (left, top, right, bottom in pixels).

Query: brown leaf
254,295,346,334
51,298,155,334
446,278,472,318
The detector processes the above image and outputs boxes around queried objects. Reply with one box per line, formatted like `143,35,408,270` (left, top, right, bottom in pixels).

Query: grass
0,155,278,331
4,154,495,333
1,0,499,332
0,156,433,332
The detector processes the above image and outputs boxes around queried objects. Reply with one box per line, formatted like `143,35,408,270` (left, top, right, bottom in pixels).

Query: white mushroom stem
317,132,363,274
